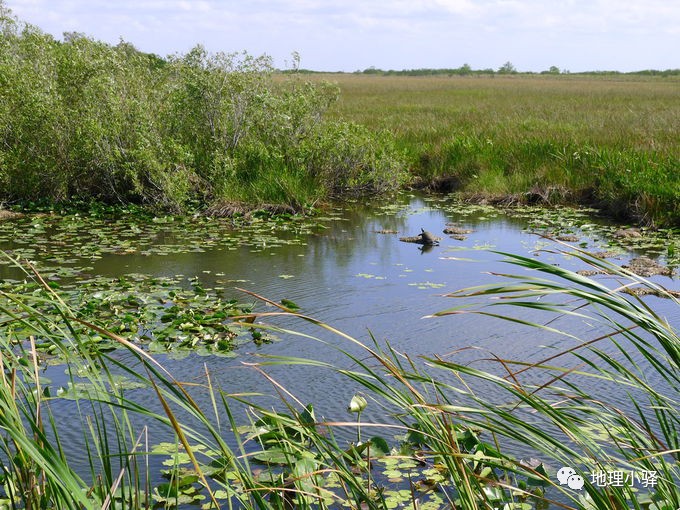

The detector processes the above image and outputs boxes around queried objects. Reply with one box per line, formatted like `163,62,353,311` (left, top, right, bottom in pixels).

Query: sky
4,0,679,73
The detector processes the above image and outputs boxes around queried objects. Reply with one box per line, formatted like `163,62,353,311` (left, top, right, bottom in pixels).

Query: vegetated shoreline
321,72,679,228
0,4,406,217
1,4,678,226
0,188,659,229
0,180,671,230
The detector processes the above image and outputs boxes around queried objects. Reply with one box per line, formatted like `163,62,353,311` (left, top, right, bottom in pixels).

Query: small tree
498,61,517,74
0,0,18,36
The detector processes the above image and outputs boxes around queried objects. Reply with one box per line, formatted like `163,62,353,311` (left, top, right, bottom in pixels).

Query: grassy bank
322,74,680,226
1,249,678,509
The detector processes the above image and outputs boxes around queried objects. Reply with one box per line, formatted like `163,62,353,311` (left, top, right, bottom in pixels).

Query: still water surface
3,193,678,485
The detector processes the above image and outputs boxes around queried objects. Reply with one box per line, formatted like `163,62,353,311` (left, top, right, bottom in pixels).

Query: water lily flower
348,395,367,413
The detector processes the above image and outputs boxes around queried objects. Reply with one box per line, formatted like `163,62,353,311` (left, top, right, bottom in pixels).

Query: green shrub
303,122,407,196
0,3,407,211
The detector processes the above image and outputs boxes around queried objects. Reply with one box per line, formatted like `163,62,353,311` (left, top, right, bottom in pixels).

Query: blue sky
4,0,679,72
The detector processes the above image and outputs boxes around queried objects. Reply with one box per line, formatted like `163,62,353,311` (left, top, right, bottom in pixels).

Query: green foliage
0,6,406,211
302,121,407,197
498,61,517,74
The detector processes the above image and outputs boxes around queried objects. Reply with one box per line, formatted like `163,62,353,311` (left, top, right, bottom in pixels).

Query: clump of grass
0,267,149,509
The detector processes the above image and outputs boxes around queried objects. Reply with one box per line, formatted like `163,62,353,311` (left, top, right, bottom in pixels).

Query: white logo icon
556,466,575,484
568,474,584,490
557,466,584,490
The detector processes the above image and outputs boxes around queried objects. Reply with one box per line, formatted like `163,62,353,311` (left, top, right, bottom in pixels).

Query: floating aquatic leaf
408,282,446,289
368,436,390,456
280,299,300,311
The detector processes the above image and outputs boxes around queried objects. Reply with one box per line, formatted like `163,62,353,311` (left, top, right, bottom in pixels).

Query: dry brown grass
0,209,22,220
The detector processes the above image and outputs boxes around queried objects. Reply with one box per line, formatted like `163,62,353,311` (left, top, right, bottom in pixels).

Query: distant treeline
290,66,680,77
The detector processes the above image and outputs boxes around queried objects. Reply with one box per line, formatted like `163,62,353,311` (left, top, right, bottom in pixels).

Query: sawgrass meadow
320,73,680,225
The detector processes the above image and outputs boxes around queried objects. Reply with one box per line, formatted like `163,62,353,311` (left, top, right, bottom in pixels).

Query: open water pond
1,192,678,505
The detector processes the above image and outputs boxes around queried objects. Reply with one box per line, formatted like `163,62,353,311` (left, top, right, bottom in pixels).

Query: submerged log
0,209,22,221
443,225,474,235
622,287,680,299
203,201,298,218
614,228,642,239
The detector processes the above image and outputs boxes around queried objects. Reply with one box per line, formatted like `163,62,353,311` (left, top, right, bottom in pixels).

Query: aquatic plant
1,243,677,509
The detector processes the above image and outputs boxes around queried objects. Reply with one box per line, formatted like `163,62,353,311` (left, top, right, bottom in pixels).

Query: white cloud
4,0,680,71
430,0,480,14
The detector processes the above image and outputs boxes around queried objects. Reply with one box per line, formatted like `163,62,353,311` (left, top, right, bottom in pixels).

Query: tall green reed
242,246,679,509
0,245,677,509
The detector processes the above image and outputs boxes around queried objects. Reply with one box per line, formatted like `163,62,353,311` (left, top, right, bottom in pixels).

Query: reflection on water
3,193,679,479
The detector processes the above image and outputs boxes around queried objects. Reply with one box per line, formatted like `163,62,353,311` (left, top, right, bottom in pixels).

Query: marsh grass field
319,73,680,225
1,3,678,226
1,5,679,507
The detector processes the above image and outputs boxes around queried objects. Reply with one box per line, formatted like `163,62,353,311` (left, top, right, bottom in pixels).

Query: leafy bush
305,121,407,196
0,4,406,211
